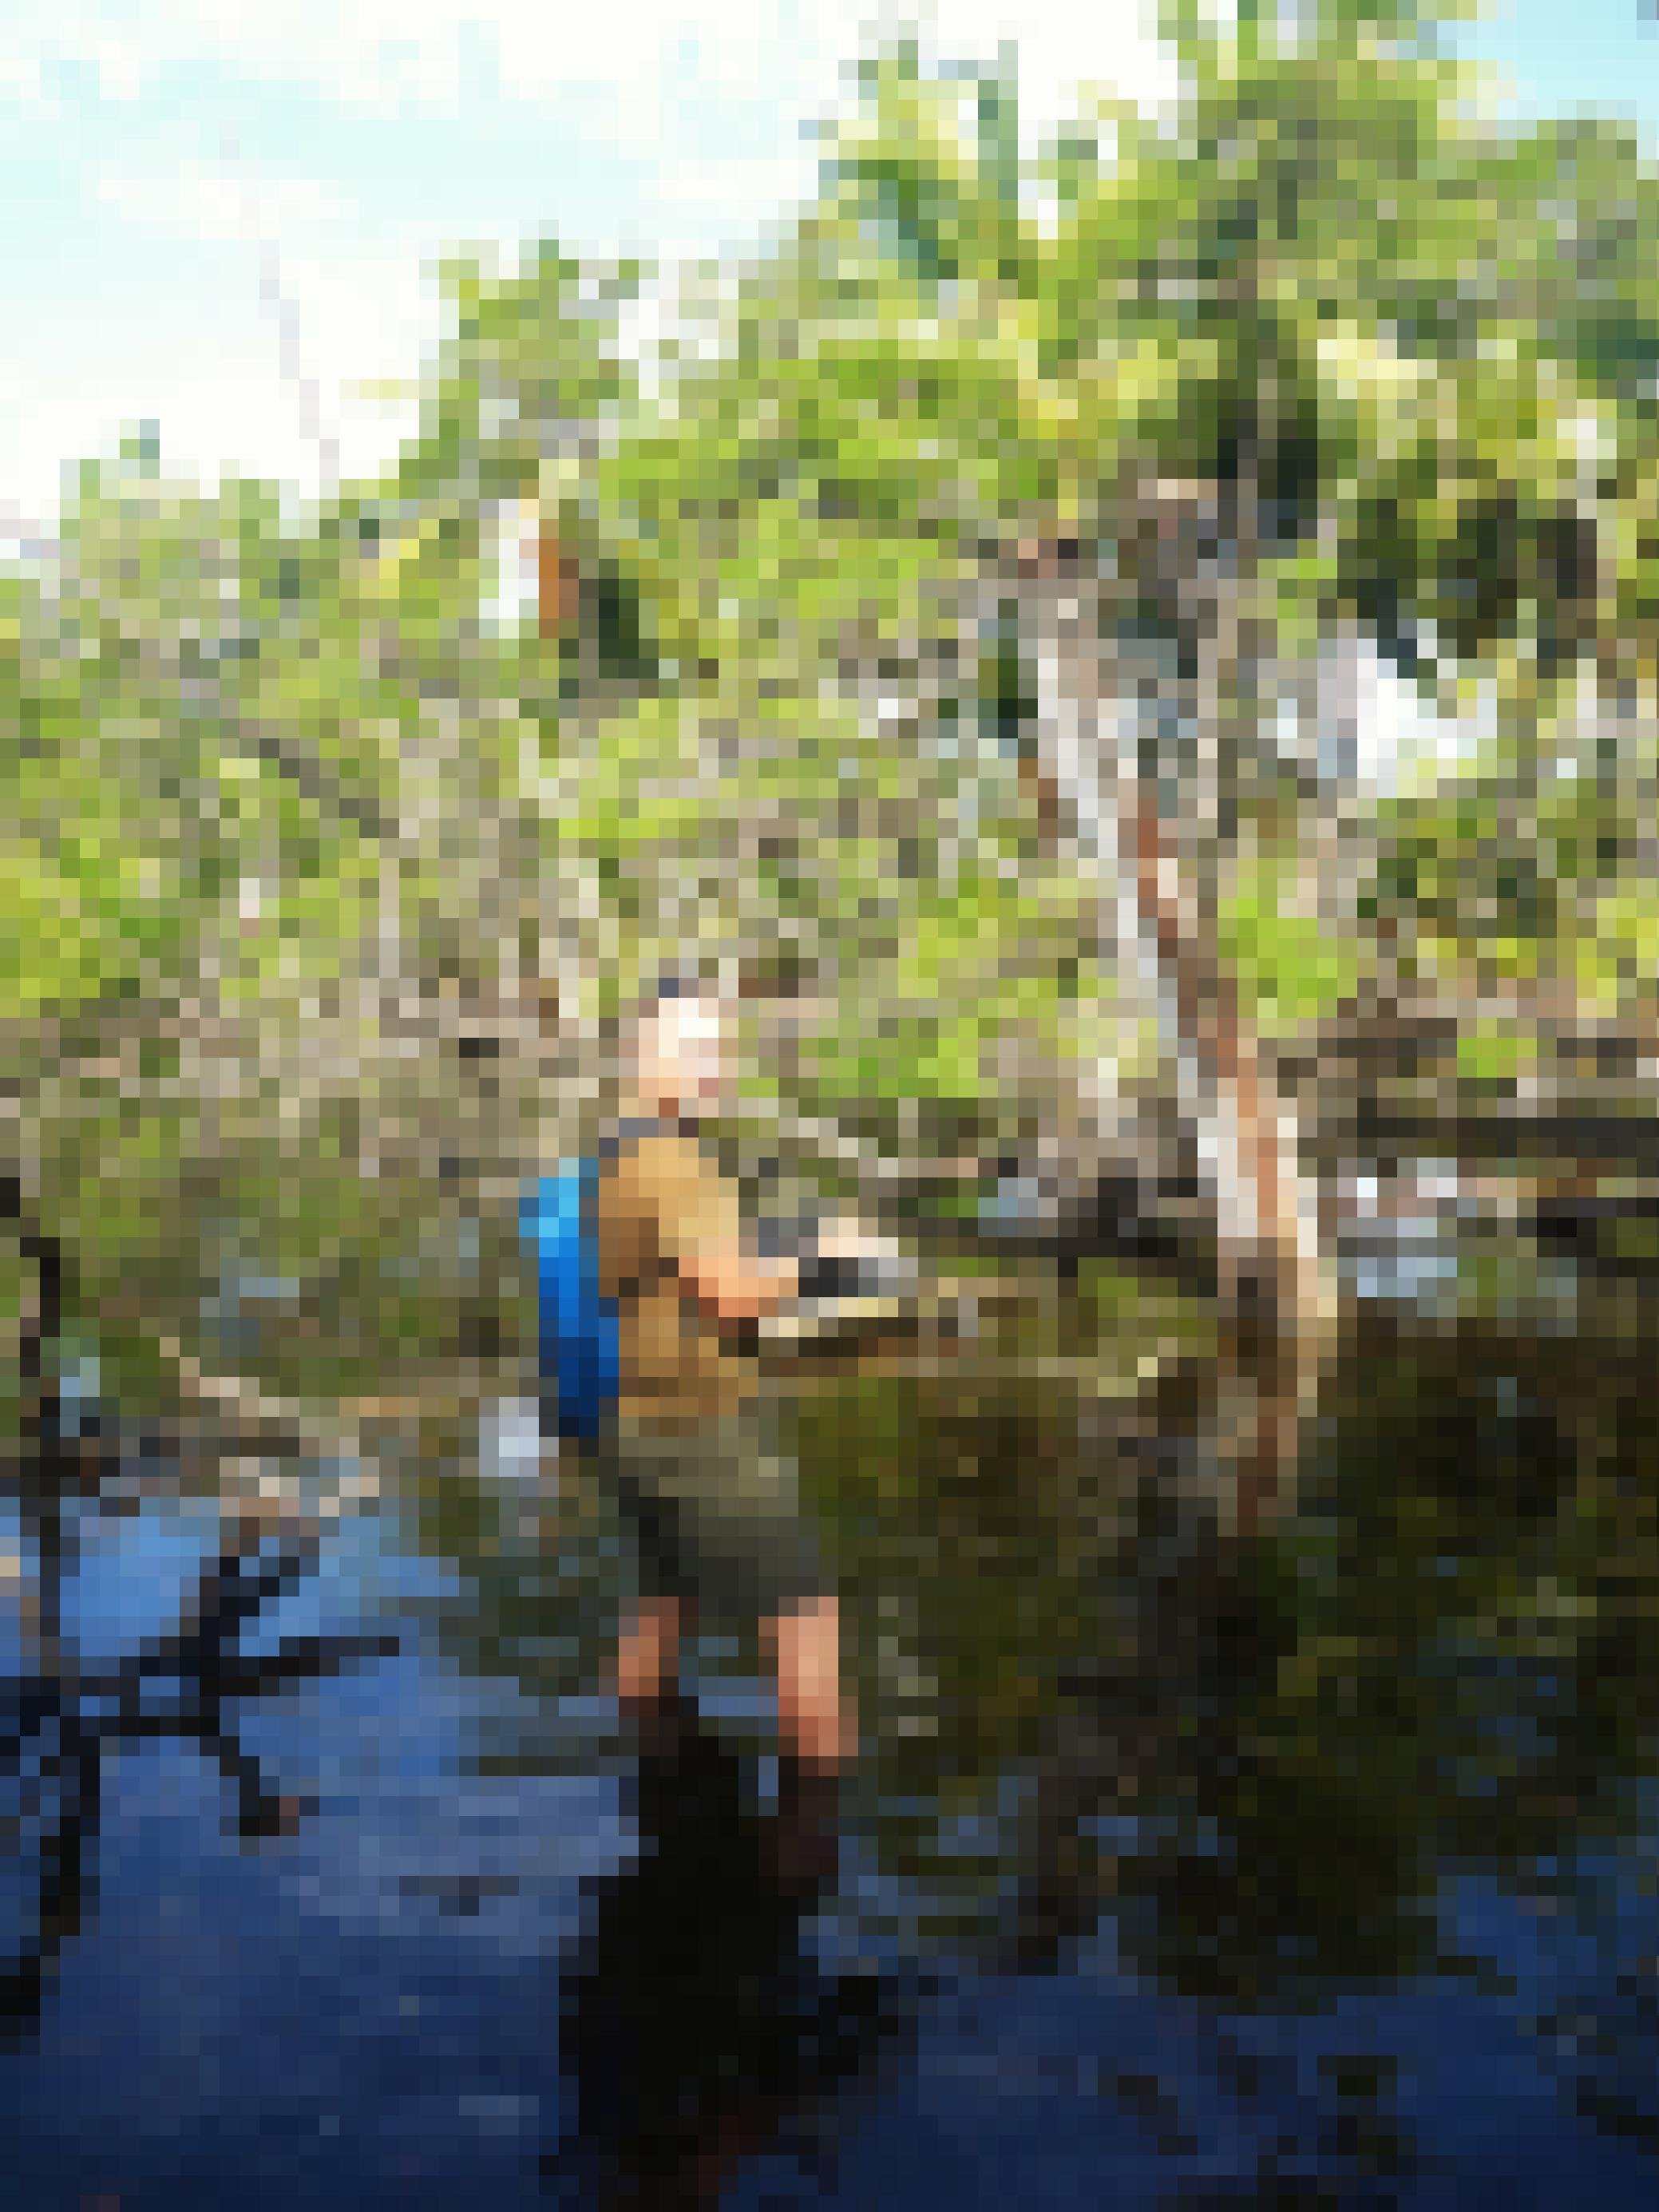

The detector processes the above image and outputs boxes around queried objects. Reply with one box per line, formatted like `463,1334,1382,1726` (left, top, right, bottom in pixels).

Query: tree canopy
7,0,1659,1436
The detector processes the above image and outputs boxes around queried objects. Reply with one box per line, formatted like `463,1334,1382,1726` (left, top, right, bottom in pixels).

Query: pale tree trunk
1024,508,1337,1531
1029,556,1331,1313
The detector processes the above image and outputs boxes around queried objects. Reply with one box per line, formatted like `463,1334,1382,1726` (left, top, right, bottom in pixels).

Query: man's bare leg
766,1596,855,1773
612,1596,686,1713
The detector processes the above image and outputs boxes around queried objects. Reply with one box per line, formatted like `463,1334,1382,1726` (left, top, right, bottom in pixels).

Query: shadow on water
550,1703,909,2210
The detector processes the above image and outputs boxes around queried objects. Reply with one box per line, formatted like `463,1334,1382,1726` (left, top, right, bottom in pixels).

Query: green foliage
10,2,1659,1428
1221,857,1369,1030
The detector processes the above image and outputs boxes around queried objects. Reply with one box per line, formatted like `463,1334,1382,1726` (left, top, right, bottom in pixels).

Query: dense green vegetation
9,0,1659,1437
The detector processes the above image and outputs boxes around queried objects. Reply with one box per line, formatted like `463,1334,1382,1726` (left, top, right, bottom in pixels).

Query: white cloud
0,235,438,519
4,0,1171,133
3,0,819,123
894,0,1182,140
643,152,822,261
97,164,342,247
1,2,1180,516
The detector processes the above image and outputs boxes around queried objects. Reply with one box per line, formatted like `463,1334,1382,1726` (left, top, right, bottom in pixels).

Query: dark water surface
8,1266,1659,2206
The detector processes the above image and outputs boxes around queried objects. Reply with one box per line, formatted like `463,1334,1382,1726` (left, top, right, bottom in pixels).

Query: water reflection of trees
409,1314,1659,2182
422,1329,1659,1965
1084,1325,1631,1992
0,1413,401,2042
1076,1315,1659,2182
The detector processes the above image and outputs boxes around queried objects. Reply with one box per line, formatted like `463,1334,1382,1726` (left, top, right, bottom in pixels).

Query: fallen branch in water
156,1336,354,1449
153,1337,486,1463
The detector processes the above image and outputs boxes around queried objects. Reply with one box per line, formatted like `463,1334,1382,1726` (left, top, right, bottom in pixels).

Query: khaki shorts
590,1407,827,1621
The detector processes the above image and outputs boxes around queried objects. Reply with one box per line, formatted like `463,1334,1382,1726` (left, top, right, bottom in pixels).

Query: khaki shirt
595,1122,758,1428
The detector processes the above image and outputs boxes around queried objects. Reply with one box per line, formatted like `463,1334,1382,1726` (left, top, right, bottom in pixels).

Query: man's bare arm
683,1221,916,1325
675,1249,800,1326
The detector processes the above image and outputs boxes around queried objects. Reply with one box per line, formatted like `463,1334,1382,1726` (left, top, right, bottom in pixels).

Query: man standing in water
590,974,864,1779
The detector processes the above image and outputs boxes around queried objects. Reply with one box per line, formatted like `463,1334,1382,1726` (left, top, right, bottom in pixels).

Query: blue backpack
521,1157,620,1443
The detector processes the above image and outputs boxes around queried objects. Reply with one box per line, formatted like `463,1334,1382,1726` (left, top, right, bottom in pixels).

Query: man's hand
676,1248,800,1327
678,1217,916,1328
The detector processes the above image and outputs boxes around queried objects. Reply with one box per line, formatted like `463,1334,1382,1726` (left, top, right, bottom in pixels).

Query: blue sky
1459,0,1659,131
2,0,1657,541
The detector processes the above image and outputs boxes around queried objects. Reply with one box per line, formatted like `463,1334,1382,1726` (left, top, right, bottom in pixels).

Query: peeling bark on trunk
537,519,581,643
1031,571,1325,1292
1024,514,1335,1530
